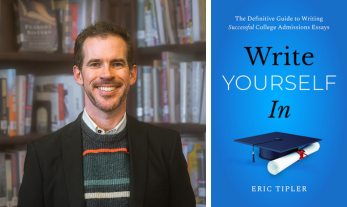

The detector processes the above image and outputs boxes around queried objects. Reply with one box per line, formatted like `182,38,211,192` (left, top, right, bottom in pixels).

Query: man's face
73,35,137,112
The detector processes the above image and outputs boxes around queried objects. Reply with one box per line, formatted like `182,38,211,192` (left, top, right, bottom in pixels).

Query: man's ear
129,65,137,86
73,65,84,86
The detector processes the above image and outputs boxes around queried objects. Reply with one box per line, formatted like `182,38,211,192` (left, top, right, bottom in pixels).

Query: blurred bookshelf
0,0,206,205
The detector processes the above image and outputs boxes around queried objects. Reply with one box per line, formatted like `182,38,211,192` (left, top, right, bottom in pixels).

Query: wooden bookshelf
0,53,74,62
0,133,49,145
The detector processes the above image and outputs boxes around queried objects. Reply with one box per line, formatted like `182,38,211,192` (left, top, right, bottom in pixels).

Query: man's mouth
98,86,117,92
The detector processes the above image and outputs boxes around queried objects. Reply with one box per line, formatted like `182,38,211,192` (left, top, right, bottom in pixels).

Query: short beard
85,86,128,112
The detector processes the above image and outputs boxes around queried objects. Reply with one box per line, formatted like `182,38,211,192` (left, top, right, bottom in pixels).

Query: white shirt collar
82,108,127,135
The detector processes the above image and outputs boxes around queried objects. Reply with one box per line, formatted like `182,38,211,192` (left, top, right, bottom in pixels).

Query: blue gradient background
212,0,347,206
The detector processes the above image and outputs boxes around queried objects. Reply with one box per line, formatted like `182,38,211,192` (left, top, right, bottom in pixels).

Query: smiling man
18,22,195,207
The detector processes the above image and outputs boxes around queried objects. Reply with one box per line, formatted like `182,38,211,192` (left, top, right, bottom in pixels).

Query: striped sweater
81,119,130,207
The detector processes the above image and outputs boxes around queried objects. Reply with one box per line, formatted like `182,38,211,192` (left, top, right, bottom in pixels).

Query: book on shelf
137,61,205,125
33,75,83,133
32,100,51,133
140,0,205,47
13,0,58,52
180,62,192,123
25,75,35,135
0,79,7,136
0,69,16,137
181,140,206,205
137,0,146,47
16,76,26,136
152,60,162,123
192,61,205,123
143,66,153,122
0,150,26,207
136,66,144,121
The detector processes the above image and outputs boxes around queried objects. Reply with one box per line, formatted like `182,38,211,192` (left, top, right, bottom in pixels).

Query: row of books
0,69,84,137
13,0,100,53
136,52,206,124
182,139,206,205
0,150,26,207
137,0,206,47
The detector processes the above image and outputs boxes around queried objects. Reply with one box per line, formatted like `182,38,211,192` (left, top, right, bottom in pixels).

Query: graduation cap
234,132,322,162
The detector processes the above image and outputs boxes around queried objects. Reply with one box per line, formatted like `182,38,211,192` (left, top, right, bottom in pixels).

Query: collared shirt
82,108,127,135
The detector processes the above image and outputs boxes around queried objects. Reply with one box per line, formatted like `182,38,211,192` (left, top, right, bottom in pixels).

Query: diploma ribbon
296,149,308,161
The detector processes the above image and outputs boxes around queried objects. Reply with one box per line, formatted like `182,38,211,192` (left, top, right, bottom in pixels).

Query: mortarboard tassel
253,145,255,162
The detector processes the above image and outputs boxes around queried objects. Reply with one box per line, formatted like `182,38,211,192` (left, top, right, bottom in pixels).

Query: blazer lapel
61,113,85,207
127,115,148,207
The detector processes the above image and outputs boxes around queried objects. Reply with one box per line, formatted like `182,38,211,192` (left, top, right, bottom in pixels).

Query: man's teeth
98,87,116,92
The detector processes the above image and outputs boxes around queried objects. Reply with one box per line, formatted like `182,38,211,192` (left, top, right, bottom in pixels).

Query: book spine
180,62,188,123
177,0,187,44
150,0,160,46
199,68,206,124
137,66,143,121
71,4,78,53
10,154,18,207
192,0,200,42
152,67,161,123
161,52,169,122
63,0,72,53
154,0,166,45
58,84,65,129
186,62,193,123
144,5,155,47
0,153,5,206
137,0,146,47
163,0,176,44
90,0,100,24
184,0,193,44
7,70,16,137
169,68,176,123
143,66,153,122
15,76,26,136
192,61,204,123
24,75,34,135
0,79,7,135
17,152,26,185
5,155,12,207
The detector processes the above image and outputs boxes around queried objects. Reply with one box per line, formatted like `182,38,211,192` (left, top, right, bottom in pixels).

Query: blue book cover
212,0,347,206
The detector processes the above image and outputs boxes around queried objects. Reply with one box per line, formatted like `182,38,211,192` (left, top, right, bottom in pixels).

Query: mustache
92,79,123,87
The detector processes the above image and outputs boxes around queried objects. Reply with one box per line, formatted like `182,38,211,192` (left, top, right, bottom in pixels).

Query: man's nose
101,63,114,79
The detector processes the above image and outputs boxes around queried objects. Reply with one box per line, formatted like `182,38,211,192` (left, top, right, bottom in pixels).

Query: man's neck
84,99,127,132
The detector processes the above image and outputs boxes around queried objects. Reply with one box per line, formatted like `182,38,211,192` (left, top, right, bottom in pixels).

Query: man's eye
90,63,100,67
113,63,123,67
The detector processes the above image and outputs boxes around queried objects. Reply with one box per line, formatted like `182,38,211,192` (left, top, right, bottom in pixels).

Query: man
18,22,196,207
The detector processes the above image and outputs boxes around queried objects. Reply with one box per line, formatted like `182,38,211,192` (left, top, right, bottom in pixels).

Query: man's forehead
83,35,127,58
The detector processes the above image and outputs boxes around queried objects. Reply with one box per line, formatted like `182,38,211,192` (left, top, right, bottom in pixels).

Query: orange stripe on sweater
83,148,129,156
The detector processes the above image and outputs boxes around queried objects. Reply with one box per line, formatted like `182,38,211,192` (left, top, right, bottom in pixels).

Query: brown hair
73,22,135,70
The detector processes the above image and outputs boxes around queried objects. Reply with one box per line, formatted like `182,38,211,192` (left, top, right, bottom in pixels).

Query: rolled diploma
267,142,320,175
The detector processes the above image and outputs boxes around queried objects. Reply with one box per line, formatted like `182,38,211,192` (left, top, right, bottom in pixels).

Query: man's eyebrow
86,59,102,65
111,59,127,65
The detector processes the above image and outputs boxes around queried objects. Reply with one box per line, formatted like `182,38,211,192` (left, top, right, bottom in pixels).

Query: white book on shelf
199,68,206,125
154,0,166,45
180,62,193,123
16,76,26,136
192,61,205,123
192,0,200,42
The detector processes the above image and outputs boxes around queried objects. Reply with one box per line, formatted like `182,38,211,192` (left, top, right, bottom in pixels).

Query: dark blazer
18,113,196,207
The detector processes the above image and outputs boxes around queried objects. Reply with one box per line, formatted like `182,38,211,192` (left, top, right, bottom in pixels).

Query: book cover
212,0,347,206
13,0,58,52
0,69,16,137
137,0,146,47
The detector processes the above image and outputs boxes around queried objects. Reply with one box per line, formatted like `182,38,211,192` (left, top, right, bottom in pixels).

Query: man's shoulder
30,122,73,151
